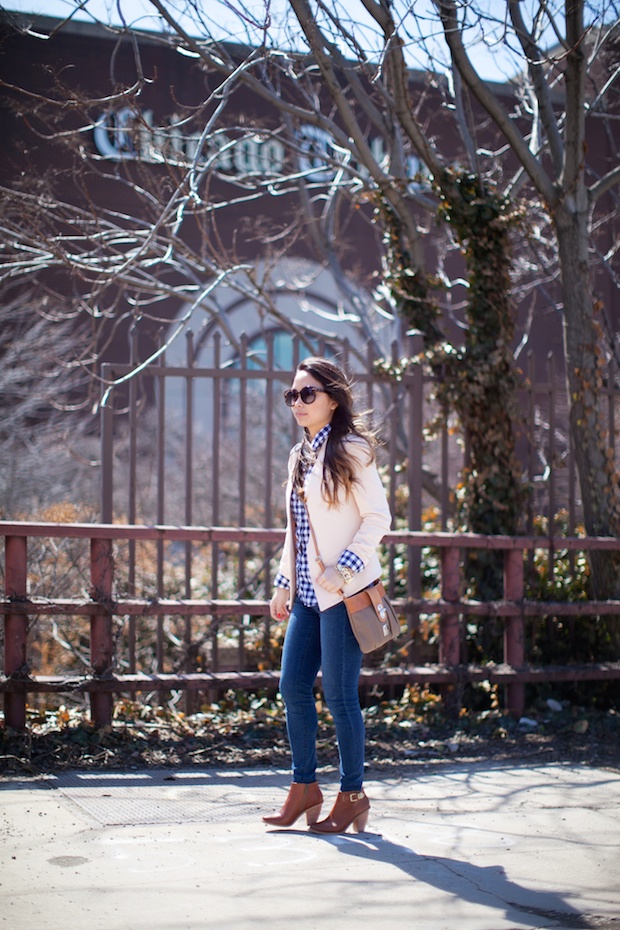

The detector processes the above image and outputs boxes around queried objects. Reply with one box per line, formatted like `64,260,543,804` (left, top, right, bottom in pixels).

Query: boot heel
353,809,369,832
305,802,323,826
309,790,370,834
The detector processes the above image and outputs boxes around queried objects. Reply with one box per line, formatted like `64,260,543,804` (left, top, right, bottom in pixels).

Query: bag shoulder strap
304,503,325,573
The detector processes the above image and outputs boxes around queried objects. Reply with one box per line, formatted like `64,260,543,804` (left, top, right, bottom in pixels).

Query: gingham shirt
275,425,364,608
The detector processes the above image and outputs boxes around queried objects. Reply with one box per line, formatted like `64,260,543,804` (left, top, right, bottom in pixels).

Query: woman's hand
270,588,291,621
316,565,344,595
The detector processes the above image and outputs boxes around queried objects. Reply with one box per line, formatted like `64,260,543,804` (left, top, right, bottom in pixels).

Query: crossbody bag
303,505,400,654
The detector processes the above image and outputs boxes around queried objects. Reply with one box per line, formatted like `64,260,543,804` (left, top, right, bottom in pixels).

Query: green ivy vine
380,169,526,599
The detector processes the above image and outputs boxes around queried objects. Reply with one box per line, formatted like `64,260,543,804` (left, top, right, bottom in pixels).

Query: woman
264,357,391,834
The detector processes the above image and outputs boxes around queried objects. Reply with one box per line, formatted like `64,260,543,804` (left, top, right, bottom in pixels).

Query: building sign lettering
94,107,426,185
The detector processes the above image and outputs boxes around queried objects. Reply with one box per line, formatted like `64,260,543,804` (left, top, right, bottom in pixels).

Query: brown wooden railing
2,521,620,729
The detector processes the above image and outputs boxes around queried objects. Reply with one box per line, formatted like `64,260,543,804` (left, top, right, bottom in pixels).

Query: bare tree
1,1,619,594
432,0,620,596
0,285,95,517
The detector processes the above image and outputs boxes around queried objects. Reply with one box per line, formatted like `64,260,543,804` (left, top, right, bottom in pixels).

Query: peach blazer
277,435,392,612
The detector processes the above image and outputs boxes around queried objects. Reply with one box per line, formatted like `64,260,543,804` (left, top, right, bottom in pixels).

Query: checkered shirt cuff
338,549,364,573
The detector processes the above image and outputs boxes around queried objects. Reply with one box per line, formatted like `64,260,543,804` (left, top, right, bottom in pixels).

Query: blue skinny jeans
279,598,365,792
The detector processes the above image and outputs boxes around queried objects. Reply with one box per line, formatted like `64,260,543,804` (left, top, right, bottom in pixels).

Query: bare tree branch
433,0,558,205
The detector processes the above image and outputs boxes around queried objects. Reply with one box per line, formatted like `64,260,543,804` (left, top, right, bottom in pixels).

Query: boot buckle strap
348,791,365,802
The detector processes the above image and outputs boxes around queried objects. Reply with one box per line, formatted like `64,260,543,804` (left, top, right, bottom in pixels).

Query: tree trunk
556,205,620,599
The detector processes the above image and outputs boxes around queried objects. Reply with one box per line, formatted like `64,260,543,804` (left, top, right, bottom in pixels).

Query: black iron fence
100,331,619,573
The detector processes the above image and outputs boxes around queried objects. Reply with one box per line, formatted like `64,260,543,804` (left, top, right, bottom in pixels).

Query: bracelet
336,563,354,585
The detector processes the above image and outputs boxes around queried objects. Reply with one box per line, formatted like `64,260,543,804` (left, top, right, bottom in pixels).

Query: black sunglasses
284,386,327,406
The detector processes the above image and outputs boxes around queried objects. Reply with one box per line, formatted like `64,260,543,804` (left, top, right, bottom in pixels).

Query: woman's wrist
335,563,355,585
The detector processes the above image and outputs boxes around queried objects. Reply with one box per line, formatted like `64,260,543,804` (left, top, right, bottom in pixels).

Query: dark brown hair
292,357,377,505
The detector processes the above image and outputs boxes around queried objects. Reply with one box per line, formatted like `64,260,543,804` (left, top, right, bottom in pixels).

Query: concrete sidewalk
1,760,619,930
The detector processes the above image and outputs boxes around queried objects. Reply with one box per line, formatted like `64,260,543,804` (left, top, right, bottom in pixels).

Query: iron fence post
100,363,115,524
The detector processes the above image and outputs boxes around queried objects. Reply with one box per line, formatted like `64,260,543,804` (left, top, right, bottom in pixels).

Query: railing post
90,536,114,727
504,547,525,716
4,535,28,729
440,545,461,713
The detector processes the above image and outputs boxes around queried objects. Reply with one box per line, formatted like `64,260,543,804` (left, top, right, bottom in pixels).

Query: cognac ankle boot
262,781,323,827
309,790,370,834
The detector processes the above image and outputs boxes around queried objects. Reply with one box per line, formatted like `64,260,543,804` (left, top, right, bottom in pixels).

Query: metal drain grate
55,793,252,825
49,768,317,827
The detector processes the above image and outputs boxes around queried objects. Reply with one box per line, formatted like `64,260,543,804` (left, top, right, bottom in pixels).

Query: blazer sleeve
342,439,392,566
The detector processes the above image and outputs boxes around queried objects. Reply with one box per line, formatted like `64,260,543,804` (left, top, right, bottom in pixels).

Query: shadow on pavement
312,831,597,930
